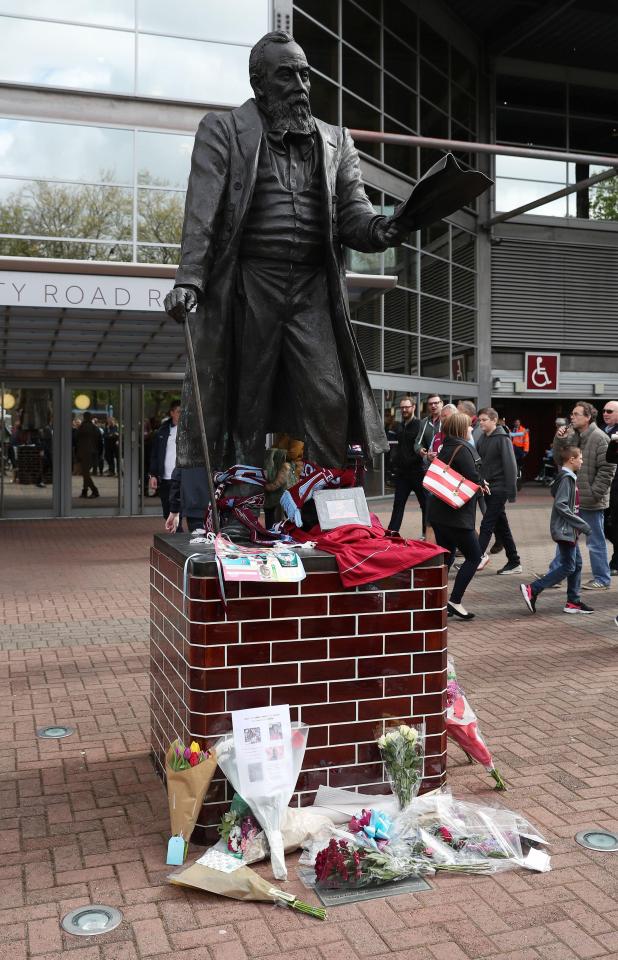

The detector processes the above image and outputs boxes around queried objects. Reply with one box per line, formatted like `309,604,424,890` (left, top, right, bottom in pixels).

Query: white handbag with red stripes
422,444,479,508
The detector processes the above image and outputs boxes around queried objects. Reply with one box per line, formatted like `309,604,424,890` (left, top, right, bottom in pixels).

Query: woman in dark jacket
426,412,484,620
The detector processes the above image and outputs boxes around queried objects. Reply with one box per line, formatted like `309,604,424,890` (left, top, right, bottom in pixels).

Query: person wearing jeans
553,401,615,589
426,412,484,620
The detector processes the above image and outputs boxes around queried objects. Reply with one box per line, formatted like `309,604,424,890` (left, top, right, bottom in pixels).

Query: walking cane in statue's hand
164,285,220,533
182,315,220,534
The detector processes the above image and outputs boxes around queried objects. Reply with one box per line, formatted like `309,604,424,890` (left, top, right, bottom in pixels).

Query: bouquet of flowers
165,738,217,846
348,808,392,850
217,795,261,859
169,860,326,919
313,837,432,889
446,657,506,790
375,723,424,809
215,723,309,881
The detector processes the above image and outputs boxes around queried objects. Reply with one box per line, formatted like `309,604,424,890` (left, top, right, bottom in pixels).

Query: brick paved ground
1,490,617,960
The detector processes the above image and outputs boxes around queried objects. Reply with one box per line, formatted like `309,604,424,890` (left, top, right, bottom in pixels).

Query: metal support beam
350,130,618,169
483,166,618,228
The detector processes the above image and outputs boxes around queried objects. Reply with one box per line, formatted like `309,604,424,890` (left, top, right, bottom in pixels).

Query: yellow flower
190,741,201,754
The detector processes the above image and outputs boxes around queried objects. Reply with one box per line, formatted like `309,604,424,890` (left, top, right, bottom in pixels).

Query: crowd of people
387,394,618,626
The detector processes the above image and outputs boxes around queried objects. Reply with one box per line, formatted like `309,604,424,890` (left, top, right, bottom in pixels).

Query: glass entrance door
69,385,122,513
1,383,56,517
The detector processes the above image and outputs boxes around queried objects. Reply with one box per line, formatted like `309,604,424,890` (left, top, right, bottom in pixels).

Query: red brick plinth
150,534,448,842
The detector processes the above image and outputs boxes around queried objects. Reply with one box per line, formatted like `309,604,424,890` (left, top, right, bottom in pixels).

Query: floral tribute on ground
376,723,425,809
446,656,506,790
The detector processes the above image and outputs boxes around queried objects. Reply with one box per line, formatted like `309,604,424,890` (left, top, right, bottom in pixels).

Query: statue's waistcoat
239,138,325,265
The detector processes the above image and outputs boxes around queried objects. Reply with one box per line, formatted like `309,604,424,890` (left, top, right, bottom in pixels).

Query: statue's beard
259,91,315,134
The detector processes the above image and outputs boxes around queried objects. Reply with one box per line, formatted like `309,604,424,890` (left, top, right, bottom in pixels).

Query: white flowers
378,726,418,750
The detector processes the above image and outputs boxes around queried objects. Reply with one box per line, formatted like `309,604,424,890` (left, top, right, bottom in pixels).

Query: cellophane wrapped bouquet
446,656,506,790
215,723,309,880
300,790,549,891
375,722,424,809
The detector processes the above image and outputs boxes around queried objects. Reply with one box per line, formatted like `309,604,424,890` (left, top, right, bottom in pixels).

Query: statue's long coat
174,98,390,470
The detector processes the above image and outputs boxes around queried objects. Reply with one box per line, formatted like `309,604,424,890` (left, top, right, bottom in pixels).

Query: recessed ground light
575,830,618,852
36,725,75,739
61,906,123,936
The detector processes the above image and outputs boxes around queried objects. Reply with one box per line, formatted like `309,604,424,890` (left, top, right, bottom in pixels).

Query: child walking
520,444,593,614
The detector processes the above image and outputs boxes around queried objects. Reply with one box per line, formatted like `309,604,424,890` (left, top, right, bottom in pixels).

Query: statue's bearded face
255,42,315,134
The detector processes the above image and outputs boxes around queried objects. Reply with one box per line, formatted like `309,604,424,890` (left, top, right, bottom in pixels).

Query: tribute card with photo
231,704,293,799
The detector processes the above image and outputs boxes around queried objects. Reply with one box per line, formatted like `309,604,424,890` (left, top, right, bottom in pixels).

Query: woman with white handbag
424,412,486,620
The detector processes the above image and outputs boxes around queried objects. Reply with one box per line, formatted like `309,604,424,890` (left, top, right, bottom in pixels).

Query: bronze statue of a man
165,30,410,471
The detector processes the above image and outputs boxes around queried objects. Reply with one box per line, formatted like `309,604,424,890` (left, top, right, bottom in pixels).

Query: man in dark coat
165,30,410,472
75,412,100,499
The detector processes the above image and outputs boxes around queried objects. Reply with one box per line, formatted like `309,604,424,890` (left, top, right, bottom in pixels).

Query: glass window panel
0,17,134,93
138,0,268,43
0,237,133,259
349,292,381,325
384,75,417,128
569,116,618,155
570,83,618,121
311,73,339,125
420,337,449,378
420,22,448,74
451,228,475,272
421,221,449,259
452,305,476,344
294,11,339,82
387,244,418,290
451,87,476,131
420,60,448,112
138,35,252,105
0,0,134,28
420,100,448,139
0,118,132,185
496,108,566,148
420,254,449,300
352,323,381,370
0,178,133,240
495,155,567,182
342,93,381,159
420,294,448,339
356,0,380,20
495,178,567,216
384,31,416,89
420,148,444,175
309,73,339,125
294,0,338,33
345,247,383,274
137,244,180,264
383,121,418,180
136,131,193,188
451,47,475,96
342,44,381,107
342,0,380,62
383,2,416,50
451,344,476,381
384,286,417,333
384,329,418,375
496,74,565,113
452,264,475,307
138,188,185,245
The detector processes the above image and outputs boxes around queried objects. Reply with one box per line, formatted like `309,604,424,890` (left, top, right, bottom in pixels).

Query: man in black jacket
387,397,427,537
602,400,618,575
475,407,522,574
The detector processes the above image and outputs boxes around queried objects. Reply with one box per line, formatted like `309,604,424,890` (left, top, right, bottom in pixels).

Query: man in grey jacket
554,400,615,589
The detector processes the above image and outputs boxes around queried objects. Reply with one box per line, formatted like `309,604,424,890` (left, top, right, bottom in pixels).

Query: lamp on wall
74,394,91,410
1,392,16,410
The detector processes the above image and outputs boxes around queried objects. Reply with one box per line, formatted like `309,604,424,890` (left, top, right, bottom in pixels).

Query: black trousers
388,472,426,534
478,494,520,563
234,260,347,468
606,482,618,567
432,524,482,604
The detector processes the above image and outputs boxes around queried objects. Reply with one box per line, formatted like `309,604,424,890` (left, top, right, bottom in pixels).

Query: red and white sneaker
520,583,536,613
564,601,594,614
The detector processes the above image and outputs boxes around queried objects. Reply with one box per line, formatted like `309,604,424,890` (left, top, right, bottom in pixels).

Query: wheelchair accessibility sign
525,352,559,391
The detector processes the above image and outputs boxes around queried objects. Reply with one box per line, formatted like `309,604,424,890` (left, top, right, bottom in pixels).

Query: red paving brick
1,491,618,959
